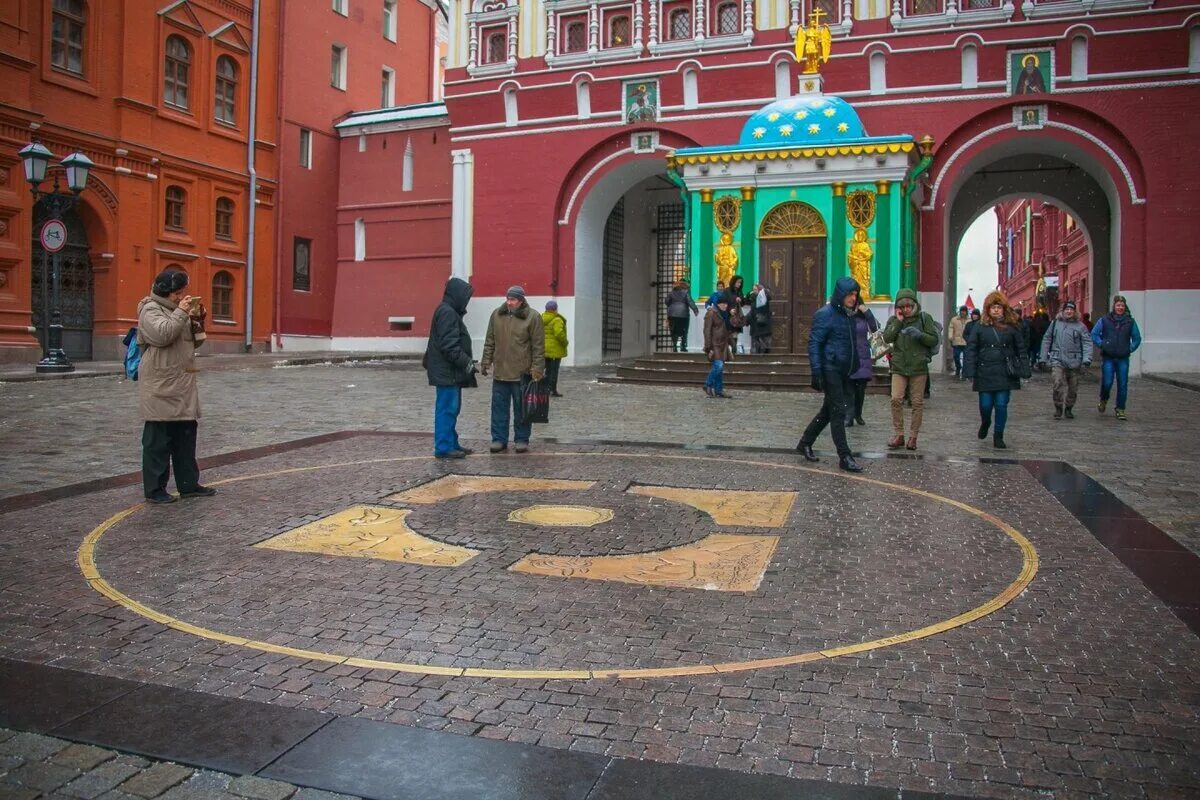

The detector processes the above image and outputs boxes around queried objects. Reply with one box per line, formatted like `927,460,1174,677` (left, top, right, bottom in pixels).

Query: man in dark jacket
481,286,545,453
1091,294,1142,420
665,280,699,352
424,277,477,459
796,276,864,472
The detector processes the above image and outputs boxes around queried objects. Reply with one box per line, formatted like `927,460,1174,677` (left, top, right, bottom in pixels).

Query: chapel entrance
758,202,827,354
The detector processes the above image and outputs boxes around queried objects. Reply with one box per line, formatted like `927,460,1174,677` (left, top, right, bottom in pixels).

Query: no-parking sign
40,220,67,253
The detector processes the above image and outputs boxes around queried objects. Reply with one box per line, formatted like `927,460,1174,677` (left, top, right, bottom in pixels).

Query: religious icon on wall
1015,105,1045,130
624,80,659,123
1009,50,1052,95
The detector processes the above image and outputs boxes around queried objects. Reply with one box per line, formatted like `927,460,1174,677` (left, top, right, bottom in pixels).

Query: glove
901,326,924,339
479,363,489,377
531,370,544,382
811,374,824,392
468,360,478,373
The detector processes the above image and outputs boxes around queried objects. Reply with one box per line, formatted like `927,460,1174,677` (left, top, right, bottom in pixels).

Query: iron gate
654,202,685,352
601,198,625,357
31,200,93,360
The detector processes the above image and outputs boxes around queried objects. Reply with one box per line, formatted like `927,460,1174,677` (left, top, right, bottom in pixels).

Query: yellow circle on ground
77,452,1038,681
509,504,614,527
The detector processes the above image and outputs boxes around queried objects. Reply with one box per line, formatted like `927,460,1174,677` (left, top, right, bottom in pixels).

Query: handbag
993,328,1024,378
868,329,891,361
519,375,551,425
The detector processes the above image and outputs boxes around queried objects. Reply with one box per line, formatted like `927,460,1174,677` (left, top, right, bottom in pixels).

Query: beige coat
137,294,202,421
948,314,968,347
481,302,545,382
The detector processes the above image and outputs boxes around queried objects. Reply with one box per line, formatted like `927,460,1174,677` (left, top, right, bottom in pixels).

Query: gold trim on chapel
846,189,876,300
713,196,742,285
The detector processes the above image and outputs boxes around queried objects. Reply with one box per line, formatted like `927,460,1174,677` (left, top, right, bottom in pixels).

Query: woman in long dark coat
963,291,1029,449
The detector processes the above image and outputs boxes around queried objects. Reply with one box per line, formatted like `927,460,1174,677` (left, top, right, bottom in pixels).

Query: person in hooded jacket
847,299,878,428
796,277,864,472
137,268,215,504
424,277,477,458
542,300,568,397
1039,300,1092,419
964,291,1029,449
882,288,938,451
1091,294,1142,420
702,293,734,398
665,280,699,352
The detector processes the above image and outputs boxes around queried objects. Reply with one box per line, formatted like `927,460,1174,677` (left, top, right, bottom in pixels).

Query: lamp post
19,142,93,373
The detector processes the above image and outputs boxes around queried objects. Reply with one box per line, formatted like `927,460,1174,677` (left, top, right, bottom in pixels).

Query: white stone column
451,149,475,279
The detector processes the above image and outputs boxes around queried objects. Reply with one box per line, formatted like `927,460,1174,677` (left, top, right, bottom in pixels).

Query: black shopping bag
520,375,551,425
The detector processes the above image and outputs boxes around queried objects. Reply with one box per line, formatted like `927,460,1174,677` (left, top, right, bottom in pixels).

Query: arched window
485,30,506,63
608,15,630,47
164,35,191,110
215,56,238,125
961,44,978,89
668,8,691,40
215,197,234,240
682,68,698,109
564,20,586,52
165,186,187,231
715,1,739,35
774,59,790,99
1070,35,1088,81
503,87,518,126
51,0,86,74
211,271,234,321
576,80,592,118
869,51,886,95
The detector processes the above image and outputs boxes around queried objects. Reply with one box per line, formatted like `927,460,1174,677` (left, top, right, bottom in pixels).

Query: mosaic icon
628,485,797,527
508,505,615,527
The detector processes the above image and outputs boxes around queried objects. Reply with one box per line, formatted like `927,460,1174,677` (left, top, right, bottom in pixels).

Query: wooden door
759,239,826,354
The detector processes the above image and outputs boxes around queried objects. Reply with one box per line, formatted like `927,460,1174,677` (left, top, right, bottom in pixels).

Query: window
165,186,187,231
668,8,691,40
383,0,397,40
214,198,234,240
715,2,739,35
1191,27,1200,73
381,66,395,106
1071,36,1088,81
211,271,234,321
869,51,886,94
333,0,348,14
51,0,85,75
961,44,978,89
683,68,698,108
164,35,191,110
774,59,790,99
214,56,238,125
331,44,347,89
293,237,311,291
299,128,312,168
503,87,518,126
402,138,414,192
576,80,592,118
608,15,630,47
354,218,366,261
485,30,506,63
564,20,586,53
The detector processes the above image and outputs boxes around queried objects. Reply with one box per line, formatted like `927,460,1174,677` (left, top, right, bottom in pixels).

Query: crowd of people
130,268,1145,501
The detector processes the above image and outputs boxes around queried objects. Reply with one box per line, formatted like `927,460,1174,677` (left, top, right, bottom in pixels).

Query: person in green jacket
882,288,938,451
542,300,568,397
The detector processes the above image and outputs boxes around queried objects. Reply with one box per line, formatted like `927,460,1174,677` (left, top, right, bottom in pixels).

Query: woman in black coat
963,291,1029,449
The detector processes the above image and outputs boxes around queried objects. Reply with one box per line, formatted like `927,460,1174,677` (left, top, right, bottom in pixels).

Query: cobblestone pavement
2,362,1198,555
1,431,1198,798
0,729,358,800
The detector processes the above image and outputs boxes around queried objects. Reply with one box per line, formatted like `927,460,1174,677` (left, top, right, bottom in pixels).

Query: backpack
922,313,943,357
122,327,142,381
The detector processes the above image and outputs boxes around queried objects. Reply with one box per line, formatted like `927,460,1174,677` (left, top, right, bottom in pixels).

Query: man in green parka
882,288,938,451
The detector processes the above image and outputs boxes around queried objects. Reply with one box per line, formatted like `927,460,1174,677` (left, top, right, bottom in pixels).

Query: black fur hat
152,269,189,297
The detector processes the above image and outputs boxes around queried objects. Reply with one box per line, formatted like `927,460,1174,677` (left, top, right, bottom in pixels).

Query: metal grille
669,9,691,40
31,200,93,360
716,2,739,34
654,202,686,352
601,198,625,357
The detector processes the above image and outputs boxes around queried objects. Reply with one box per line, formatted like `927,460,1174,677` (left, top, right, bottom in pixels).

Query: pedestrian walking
749,283,773,354
480,286,545,453
882,288,938,450
702,293,734,398
727,275,748,356
542,300,568,397
1029,309,1051,370
796,277,864,472
137,268,215,504
1039,300,1092,420
705,280,726,309
964,308,982,341
964,291,1030,449
847,299,878,428
948,305,969,379
1092,294,1142,420
665,280,699,352
424,277,478,459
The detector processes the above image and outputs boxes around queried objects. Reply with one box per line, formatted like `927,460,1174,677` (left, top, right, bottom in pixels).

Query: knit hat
545,300,558,311
506,285,526,301
1062,300,1077,310
152,269,189,297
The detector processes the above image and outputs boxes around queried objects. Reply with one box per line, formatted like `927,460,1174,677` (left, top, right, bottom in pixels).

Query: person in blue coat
796,276,864,472
1091,294,1142,420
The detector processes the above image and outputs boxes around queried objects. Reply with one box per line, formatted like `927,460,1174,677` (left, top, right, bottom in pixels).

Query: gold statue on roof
794,8,832,75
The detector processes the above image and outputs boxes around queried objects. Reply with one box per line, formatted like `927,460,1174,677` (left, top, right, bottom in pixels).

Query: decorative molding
558,144,673,224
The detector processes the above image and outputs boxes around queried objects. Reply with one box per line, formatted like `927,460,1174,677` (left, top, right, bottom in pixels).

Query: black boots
978,417,991,439
839,456,864,473
1054,405,1063,420
993,433,1007,449
797,442,818,462
1064,407,1074,419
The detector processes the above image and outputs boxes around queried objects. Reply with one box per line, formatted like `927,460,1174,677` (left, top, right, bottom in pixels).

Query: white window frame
682,67,698,109
869,50,886,95
576,80,592,118
333,0,348,15
503,87,518,126
354,218,366,261
774,58,790,99
646,0,755,57
467,0,518,77
299,128,312,169
1070,35,1088,82
381,65,396,106
331,44,347,90
383,0,398,41
961,43,978,89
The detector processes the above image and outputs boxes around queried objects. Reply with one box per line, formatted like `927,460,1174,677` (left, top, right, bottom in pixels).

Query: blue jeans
434,386,463,455
978,390,1011,434
490,380,531,445
952,345,966,376
705,359,725,394
1100,357,1130,410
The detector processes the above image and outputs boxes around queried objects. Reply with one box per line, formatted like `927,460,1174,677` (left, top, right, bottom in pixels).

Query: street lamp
19,142,93,373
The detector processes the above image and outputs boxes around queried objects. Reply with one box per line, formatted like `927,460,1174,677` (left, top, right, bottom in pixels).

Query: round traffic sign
40,220,67,253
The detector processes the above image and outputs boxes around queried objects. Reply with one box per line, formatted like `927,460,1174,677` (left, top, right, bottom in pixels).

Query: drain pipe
244,0,262,352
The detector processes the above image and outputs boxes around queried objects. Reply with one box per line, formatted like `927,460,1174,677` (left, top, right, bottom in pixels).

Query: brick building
996,197,1091,319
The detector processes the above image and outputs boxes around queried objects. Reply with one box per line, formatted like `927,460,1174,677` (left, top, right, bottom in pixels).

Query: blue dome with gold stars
739,94,866,147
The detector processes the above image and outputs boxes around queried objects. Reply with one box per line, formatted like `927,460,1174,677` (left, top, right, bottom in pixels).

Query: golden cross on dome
794,8,833,75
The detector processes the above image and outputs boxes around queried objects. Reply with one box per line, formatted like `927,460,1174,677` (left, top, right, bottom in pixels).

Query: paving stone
118,764,195,799
0,787,42,800
291,789,359,800
4,762,80,792
51,745,115,772
0,734,69,762
60,761,145,800
226,776,294,800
